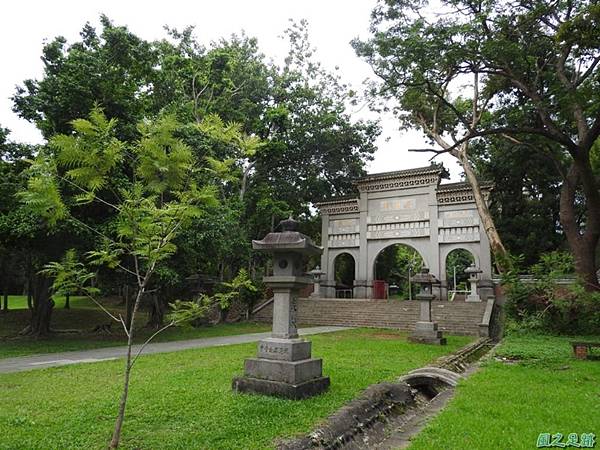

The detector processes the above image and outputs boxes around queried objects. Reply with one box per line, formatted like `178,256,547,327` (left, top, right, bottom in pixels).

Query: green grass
408,332,600,450
0,329,472,449
1,295,92,310
0,296,270,358
0,318,270,359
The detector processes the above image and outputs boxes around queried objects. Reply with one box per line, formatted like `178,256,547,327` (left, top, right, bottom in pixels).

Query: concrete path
0,326,349,374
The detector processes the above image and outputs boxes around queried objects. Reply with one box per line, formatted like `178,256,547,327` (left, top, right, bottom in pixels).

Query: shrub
502,251,600,335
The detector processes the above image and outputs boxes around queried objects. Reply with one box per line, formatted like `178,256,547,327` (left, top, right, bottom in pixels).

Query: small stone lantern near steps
232,217,330,399
307,266,326,298
408,267,447,345
464,263,483,302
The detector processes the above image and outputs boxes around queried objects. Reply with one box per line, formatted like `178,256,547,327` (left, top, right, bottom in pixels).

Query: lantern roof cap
307,266,325,275
464,263,482,274
252,217,323,256
412,267,438,284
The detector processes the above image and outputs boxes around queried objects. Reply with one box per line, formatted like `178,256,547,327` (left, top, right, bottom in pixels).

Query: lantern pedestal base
232,338,330,399
408,321,447,345
465,294,481,302
232,375,330,400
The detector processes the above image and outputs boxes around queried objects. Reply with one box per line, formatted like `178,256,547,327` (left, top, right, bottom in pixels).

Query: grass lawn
1,295,92,310
0,321,272,359
408,332,600,450
0,296,270,359
0,328,472,449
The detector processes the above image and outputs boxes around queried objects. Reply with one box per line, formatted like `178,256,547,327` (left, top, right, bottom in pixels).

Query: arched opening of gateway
333,253,355,298
445,248,475,297
374,244,424,299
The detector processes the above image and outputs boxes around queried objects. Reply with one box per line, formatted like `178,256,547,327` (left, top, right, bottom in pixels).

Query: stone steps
254,299,487,336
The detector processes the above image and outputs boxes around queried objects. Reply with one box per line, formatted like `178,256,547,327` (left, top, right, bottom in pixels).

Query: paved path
0,326,349,374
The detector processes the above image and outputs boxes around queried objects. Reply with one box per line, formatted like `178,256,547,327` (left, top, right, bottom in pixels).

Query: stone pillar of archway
478,230,494,299
320,213,334,298
355,192,369,298
427,185,442,300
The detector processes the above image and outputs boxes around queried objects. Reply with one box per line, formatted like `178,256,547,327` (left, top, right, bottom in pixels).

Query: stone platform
232,337,330,399
407,322,447,345
253,298,488,336
232,375,330,400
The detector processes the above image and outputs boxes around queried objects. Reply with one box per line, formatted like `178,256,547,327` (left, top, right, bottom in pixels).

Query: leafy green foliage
334,253,355,287
8,16,379,335
135,115,194,194
168,269,257,324
18,154,67,225
354,0,600,284
18,106,225,353
167,298,212,326
12,15,161,141
502,251,600,334
40,249,98,298
446,249,475,290
374,244,424,298
471,135,566,266
51,108,124,193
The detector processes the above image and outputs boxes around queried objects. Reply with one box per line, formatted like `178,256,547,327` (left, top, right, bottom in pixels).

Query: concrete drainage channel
279,338,495,450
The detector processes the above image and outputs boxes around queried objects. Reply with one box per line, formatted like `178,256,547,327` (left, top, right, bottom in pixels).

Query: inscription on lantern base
257,338,311,361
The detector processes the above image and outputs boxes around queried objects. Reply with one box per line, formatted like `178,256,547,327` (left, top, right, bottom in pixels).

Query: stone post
307,266,325,298
232,218,330,399
465,263,483,302
408,267,446,345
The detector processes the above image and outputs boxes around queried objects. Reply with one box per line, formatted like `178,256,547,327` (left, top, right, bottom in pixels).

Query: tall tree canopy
5,17,379,331
354,0,600,288
13,17,379,220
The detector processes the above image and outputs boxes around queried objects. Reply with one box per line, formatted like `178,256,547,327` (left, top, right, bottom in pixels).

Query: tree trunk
110,255,161,449
21,275,54,336
2,291,7,313
125,286,134,330
118,284,126,306
109,286,144,449
146,293,164,328
457,146,509,272
559,162,600,291
217,306,230,324
26,277,33,310
64,293,70,309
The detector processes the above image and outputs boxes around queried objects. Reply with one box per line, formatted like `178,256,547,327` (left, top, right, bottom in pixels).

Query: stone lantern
464,263,483,302
232,217,330,399
307,266,326,298
408,267,446,345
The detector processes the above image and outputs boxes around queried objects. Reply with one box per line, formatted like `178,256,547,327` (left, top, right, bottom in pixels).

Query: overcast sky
0,0,462,180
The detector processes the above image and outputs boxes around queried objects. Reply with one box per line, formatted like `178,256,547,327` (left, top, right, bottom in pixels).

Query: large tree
12,17,379,285
471,131,568,267
354,0,600,288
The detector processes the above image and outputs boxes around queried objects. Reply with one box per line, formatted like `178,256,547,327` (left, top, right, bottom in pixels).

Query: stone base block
408,335,447,345
414,321,438,332
466,294,481,302
232,375,330,399
257,338,311,362
244,357,323,384
409,321,446,345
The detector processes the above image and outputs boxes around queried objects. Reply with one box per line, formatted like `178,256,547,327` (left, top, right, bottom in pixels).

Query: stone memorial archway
316,165,494,300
